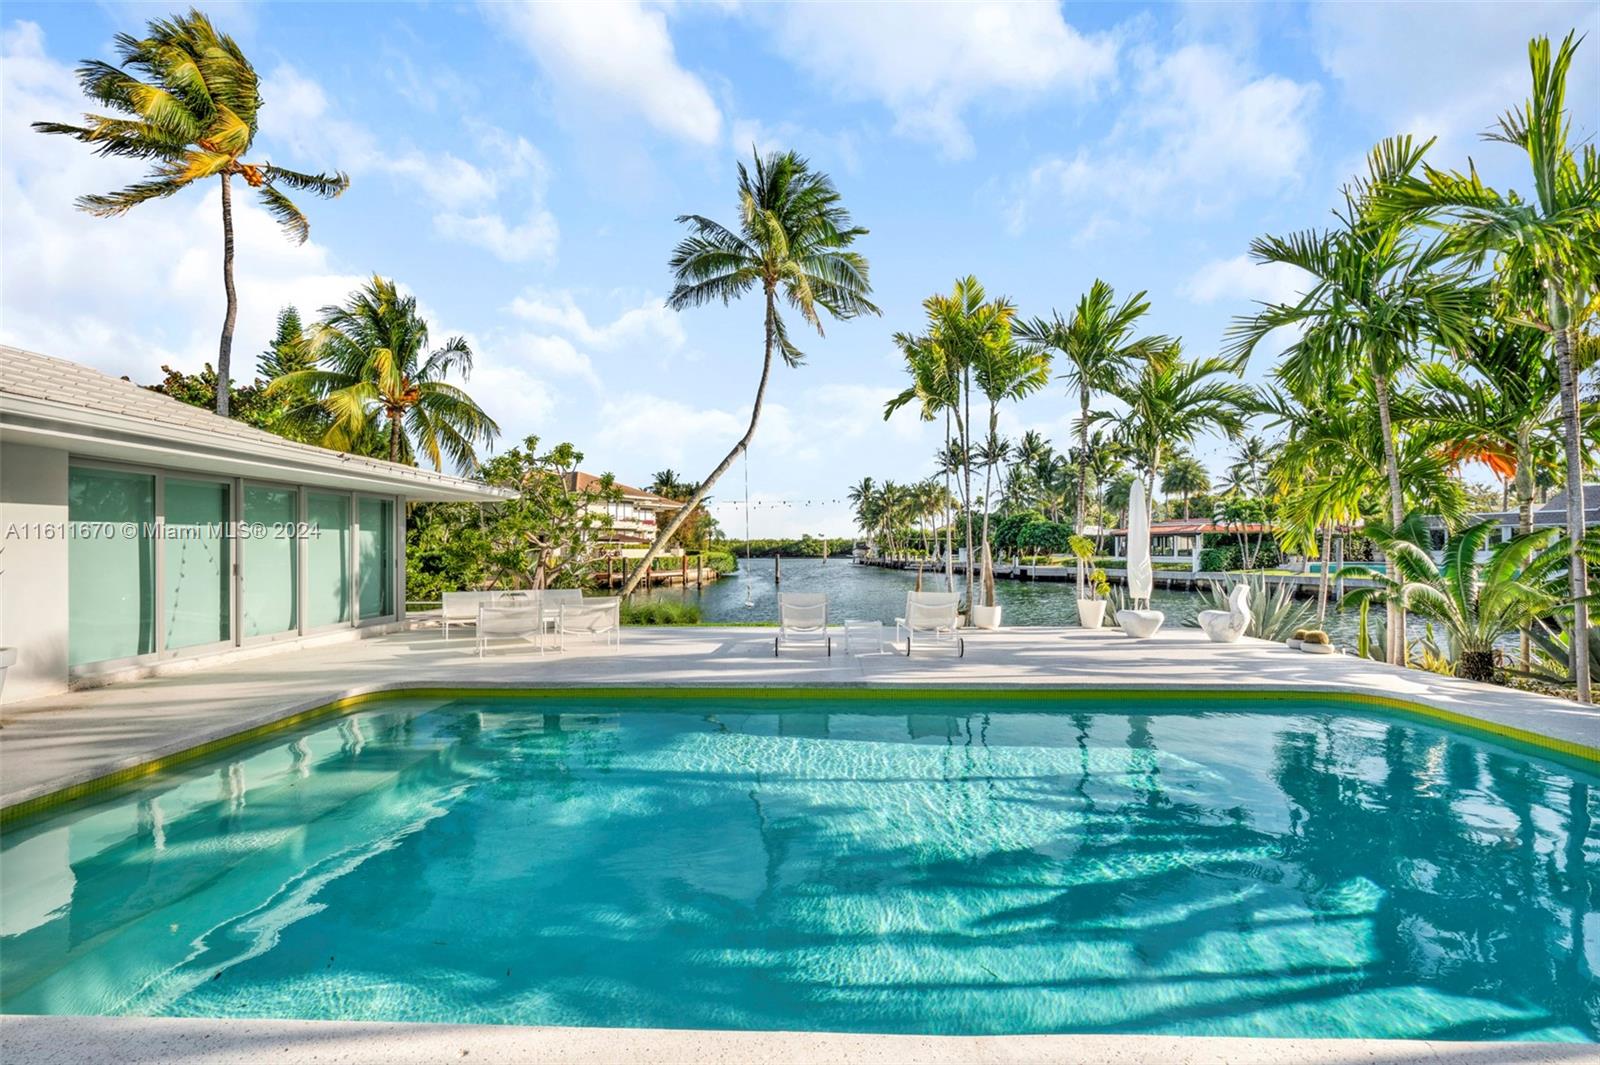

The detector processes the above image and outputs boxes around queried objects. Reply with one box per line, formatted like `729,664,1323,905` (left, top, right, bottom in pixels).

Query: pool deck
3,625,1598,1065
3,623,1596,813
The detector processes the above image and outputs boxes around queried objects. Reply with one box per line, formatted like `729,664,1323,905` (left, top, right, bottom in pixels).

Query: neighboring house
561,472,682,559
1458,485,1600,540
1109,519,1272,572
0,345,512,704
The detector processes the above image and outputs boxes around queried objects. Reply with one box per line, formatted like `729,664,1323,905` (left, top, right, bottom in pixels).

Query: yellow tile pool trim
3,684,1595,827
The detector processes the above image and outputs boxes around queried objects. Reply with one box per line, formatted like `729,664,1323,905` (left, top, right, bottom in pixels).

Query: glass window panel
357,497,394,620
69,467,155,666
163,479,230,650
242,486,298,637
306,492,350,627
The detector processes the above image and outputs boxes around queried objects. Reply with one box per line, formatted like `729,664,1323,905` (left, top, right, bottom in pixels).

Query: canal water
636,557,1396,647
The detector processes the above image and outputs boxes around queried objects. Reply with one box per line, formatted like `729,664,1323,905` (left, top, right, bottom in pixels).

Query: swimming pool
2,692,1595,1042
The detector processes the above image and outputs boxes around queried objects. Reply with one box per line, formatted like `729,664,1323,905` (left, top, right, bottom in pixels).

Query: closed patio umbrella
1126,478,1153,608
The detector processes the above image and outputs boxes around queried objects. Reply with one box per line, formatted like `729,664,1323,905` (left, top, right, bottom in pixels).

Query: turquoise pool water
2,694,1596,1041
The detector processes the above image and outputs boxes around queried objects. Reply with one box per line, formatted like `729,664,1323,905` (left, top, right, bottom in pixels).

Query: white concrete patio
2,623,1596,813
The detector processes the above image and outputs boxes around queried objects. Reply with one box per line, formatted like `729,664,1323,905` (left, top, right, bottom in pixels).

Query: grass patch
620,601,702,625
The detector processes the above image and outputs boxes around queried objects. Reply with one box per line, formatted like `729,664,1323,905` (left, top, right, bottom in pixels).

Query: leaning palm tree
272,276,499,473
33,8,348,416
621,150,877,596
1017,281,1167,593
1373,33,1600,701
1227,137,1478,664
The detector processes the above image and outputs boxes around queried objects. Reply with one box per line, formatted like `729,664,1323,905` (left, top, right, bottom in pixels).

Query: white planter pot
971,604,1003,630
1301,641,1335,655
1286,638,1303,650
0,646,16,702
1076,599,1106,629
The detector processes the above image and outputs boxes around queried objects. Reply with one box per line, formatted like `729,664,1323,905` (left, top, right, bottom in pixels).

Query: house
1109,518,1272,572
561,471,683,558
0,345,512,704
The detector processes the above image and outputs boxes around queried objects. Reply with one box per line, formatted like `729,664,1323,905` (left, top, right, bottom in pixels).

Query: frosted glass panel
306,492,350,627
243,485,297,637
69,467,155,666
163,479,230,650
358,497,394,619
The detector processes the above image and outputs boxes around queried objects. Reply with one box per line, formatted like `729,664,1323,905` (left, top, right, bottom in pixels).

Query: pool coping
2,1013,1594,1064
3,671,1596,826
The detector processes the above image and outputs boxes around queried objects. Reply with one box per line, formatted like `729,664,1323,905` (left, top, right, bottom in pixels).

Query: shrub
1302,630,1329,645
704,551,737,574
1018,520,1072,556
1199,546,1240,572
620,601,702,625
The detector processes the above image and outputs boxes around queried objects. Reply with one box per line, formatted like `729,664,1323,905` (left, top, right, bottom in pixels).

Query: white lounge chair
443,590,501,639
775,593,831,656
540,588,584,633
475,601,545,658
1199,583,1251,643
896,591,964,657
558,596,621,651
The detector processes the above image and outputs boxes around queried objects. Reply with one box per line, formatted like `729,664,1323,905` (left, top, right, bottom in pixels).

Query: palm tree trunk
980,411,997,607
621,286,778,596
216,173,237,418
1374,372,1407,666
388,411,403,463
1553,322,1591,703
943,412,955,593
1317,524,1333,624
1516,425,1535,671
962,367,975,616
1075,384,1090,598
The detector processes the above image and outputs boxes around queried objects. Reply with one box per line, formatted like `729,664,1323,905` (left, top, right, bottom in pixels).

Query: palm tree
273,276,499,472
1227,138,1478,664
622,150,877,595
1097,346,1255,501
1161,455,1212,519
33,9,348,416
1342,522,1559,683
1017,281,1167,593
1226,435,1271,496
974,329,1051,610
650,469,687,498
886,326,963,589
847,476,877,545
1374,34,1599,701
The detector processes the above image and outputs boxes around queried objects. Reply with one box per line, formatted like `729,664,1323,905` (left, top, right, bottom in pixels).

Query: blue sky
3,1,1595,536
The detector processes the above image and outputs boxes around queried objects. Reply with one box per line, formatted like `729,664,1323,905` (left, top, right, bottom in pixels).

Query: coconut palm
624,150,877,595
973,330,1052,609
650,470,688,498
1226,436,1271,497
886,327,963,589
1017,282,1167,592
33,9,348,416
1097,346,1255,500
272,276,499,473
1161,455,1212,519
1373,33,1600,701
1227,137,1478,664
1341,521,1560,683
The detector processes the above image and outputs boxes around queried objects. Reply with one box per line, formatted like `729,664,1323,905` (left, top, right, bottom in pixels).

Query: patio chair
475,600,545,658
1198,583,1251,643
540,588,584,633
443,590,500,639
895,591,964,657
775,593,830,656
558,596,621,651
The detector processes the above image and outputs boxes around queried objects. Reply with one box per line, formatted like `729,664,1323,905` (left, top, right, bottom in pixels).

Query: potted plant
1300,630,1335,655
1067,534,1105,629
1077,568,1110,629
1287,628,1307,650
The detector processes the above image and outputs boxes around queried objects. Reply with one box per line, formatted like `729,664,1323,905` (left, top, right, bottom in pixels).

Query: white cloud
1005,44,1318,237
1309,1,1599,164
506,289,686,352
259,64,559,262
0,23,364,381
765,1,1117,156
1182,255,1310,307
484,0,721,146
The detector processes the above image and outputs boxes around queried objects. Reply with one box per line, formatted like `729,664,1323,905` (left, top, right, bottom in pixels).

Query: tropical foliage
33,8,347,414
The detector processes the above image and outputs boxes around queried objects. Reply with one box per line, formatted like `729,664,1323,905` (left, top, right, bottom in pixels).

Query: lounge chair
558,596,621,651
475,601,545,658
896,591,964,657
1199,583,1251,643
443,590,500,639
775,593,830,656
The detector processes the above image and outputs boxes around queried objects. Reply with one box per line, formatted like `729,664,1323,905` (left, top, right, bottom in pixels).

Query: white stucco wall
0,443,70,703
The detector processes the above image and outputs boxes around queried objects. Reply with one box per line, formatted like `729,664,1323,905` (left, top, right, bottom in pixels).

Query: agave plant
1340,521,1560,682
1199,573,1313,642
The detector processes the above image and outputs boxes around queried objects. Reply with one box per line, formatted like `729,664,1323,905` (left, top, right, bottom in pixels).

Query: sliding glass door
68,466,157,667
163,478,231,651
306,492,352,628
357,497,395,620
242,484,299,638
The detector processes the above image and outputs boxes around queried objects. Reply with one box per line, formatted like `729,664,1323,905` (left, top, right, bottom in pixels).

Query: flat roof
0,345,513,502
